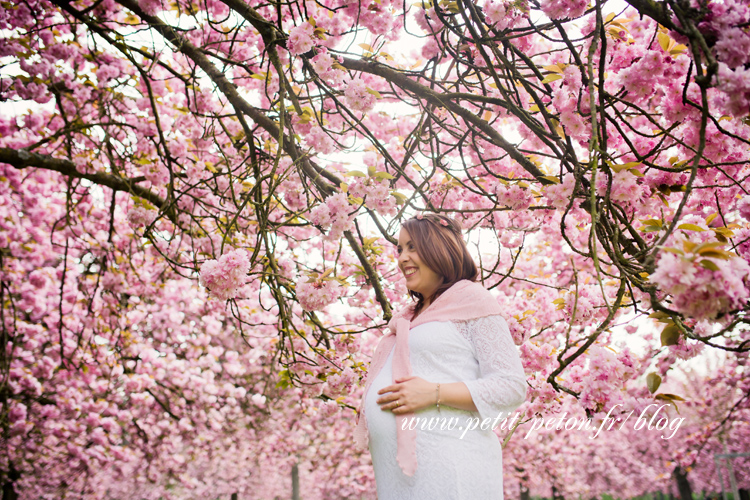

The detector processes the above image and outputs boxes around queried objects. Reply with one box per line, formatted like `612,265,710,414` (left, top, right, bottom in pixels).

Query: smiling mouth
403,267,417,277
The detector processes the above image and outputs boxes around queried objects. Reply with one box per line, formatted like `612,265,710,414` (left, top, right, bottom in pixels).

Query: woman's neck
413,298,431,320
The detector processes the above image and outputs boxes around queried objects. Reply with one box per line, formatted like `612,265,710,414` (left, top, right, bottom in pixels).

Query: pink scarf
353,280,503,476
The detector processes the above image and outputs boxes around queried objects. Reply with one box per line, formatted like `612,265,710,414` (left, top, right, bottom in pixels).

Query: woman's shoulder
440,280,502,317
444,280,495,301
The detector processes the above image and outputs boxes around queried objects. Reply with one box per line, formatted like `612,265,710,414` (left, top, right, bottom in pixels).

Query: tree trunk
551,485,565,500
1,465,19,500
673,466,693,500
519,482,530,500
292,463,300,500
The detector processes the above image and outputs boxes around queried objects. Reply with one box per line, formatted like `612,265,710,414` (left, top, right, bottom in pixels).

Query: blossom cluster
650,249,750,320
344,78,377,113
538,0,588,20
308,192,355,240
691,0,750,115
349,178,397,216
126,206,157,228
495,184,532,210
544,175,575,210
199,249,251,300
297,278,344,311
287,22,317,55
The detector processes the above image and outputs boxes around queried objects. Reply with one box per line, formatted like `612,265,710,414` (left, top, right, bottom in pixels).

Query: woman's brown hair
400,213,478,317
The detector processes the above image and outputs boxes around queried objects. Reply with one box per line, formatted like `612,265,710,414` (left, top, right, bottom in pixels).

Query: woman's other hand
376,376,436,414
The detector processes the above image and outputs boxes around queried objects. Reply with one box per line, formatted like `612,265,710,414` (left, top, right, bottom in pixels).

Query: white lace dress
364,315,527,500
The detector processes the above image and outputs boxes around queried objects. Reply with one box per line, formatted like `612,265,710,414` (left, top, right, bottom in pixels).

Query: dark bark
673,466,693,500
520,483,530,500
1,464,19,500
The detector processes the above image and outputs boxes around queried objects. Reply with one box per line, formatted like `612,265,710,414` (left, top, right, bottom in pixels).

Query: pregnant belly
364,350,398,451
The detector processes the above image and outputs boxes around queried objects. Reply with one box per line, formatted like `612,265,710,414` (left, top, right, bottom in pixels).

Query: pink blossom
539,0,587,20
600,169,646,204
715,63,750,116
344,78,377,113
199,249,251,301
737,196,750,220
483,0,507,27
311,52,345,85
309,192,354,239
496,184,532,210
650,250,750,320
544,175,575,210
126,206,157,228
287,23,315,55
421,38,441,60
297,278,344,311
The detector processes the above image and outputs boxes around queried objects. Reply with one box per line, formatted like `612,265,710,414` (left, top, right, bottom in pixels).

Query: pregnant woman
353,213,527,499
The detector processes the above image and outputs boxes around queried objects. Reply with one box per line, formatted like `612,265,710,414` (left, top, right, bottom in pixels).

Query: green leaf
659,247,684,256
648,311,672,322
677,223,705,232
654,393,685,402
344,170,367,177
693,241,724,255
540,74,563,84
699,250,732,260
373,172,395,180
540,175,560,184
657,32,672,52
654,393,685,413
661,324,680,346
699,259,720,271
611,161,642,173
366,88,382,98
641,218,663,227
276,369,291,388
646,372,662,394
629,169,644,177
391,191,407,205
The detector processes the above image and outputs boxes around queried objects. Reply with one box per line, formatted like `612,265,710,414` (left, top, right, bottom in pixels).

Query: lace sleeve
454,315,527,422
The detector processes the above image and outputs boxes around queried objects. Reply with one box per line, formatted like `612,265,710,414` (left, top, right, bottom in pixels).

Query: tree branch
0,147,170,218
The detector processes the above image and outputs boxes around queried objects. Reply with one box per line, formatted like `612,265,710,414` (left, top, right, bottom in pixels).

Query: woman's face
397,228,443,301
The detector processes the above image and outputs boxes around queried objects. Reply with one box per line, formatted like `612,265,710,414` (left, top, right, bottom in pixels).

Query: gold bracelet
436,383,441,412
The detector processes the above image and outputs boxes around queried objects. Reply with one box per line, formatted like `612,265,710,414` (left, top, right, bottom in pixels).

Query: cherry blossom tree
2,0,750,496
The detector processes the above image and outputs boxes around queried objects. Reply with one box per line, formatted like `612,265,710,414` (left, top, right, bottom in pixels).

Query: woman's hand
376,376,437,414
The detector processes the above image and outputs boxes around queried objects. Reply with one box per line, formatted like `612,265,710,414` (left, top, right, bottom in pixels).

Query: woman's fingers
376,393,408,412
376,395,397,405
377,383,400,395
389,398,406,413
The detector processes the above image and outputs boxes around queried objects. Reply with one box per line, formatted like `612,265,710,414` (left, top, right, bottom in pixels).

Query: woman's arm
376,378,476,414
459,314,527,421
